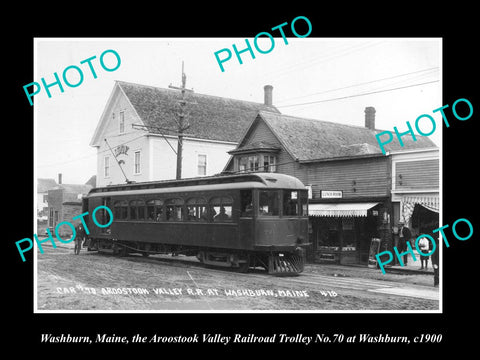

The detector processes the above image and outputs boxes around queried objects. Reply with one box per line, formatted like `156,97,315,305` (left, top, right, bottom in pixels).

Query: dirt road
36,244,439,311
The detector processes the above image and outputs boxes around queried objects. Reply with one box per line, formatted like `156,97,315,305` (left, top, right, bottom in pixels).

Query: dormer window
228,141,281,174
236,154,277,173
263,155,276,172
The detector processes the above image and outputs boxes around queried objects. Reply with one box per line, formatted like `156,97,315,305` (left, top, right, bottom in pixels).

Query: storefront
390,148,440,241
309,201,388,265
394,194,439,238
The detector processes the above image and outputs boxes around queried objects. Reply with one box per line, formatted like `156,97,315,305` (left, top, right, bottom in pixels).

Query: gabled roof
51,184,93,195
228,140,281,155
37,178,57,193
92,81,280,145
237,111,437,162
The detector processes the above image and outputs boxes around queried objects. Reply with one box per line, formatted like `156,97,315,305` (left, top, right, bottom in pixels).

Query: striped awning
309,202,379,217
401,194,439,224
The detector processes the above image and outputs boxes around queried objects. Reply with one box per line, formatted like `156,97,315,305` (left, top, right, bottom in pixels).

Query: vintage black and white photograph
33,37,442,313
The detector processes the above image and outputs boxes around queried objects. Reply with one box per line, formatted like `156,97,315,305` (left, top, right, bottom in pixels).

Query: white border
33,37,443,314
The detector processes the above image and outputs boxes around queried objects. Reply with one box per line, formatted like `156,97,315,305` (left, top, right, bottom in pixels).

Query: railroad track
113,252,407,292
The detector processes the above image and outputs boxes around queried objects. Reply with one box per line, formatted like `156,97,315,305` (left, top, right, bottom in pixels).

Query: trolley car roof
86,173,306,198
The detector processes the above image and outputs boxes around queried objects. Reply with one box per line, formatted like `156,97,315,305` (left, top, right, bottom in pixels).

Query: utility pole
168,61,193,180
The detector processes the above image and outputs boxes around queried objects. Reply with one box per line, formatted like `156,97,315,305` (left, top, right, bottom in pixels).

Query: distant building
47,174,93,236
224,108,438,264
37,178,57,220
90,81,278,187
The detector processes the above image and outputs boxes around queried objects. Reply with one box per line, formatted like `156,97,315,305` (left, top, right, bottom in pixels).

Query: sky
34,38,442,185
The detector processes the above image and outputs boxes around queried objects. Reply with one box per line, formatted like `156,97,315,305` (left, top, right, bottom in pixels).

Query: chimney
365,106,376,130
264,85,273,106
58,173,62,185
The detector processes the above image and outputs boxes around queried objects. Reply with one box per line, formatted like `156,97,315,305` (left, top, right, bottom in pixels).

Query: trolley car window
129,200,145,220
165,198,184,221
114,200,128,220
259,190,279,216
240,190,254,217
210,196,233,222
283,190,299,216
146,199,163,221
186,198,207,221
300,190,308,216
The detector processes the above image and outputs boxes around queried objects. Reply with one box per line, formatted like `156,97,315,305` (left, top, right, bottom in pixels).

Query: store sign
321,190,343,199
114,144,129,157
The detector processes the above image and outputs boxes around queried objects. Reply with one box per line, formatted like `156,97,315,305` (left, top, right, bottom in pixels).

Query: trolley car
82,172,309,275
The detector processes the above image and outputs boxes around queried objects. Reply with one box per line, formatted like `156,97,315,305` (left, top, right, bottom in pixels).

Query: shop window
283,190,299,216
342,218,356,250
259,190,279,216
186,197,207,221
210,196,233,222
317,218,340,249
146,199,163,221
165,198,184,221
114,200,128,220
240,190,254,217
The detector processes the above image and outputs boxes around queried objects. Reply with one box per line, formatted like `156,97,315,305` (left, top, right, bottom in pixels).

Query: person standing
431,230,440,287
74,223,85,255
398,221,412,265
418,236,430,270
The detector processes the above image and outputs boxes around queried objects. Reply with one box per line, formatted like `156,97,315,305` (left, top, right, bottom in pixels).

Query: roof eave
298,153,386,164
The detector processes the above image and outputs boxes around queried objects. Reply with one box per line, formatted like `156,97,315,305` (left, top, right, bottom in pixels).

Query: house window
237,154,276,173
104,156,110,177
238,157,248,173
134,151,141,174
198,154,207,176
49,208,54,227
119,111,125,133
263,155,276,172
248,155,259,171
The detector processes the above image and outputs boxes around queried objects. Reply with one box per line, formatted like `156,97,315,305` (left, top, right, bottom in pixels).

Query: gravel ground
36,243,439,311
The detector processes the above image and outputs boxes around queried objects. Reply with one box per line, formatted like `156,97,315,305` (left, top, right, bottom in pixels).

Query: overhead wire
277,80,440,109
275,67,439,105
